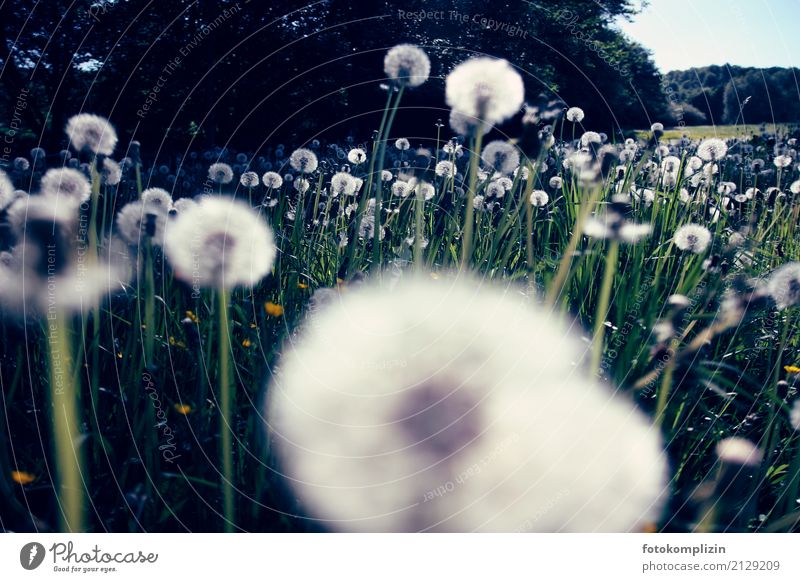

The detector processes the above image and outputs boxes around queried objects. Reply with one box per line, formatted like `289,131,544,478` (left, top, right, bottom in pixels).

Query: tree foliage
664,65,800,126
0,0,670,154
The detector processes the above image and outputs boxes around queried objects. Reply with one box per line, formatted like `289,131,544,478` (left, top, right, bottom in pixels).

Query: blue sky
615,0,800,72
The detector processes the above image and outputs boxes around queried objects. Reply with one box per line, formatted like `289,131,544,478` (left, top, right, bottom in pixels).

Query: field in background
635,123,798,141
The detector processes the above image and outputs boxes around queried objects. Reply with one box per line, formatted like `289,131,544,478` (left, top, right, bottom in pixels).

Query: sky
615,0,800,72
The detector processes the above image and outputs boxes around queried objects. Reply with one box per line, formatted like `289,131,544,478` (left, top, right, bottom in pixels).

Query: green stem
460,129,484,270
217,287,235,532
414,184,424,270
47,310,86,532
590,239,619,379
545,185,604,306
372,85,405,272
143,239,155,368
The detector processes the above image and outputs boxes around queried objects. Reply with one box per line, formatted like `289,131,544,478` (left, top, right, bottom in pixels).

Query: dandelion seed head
164,197,276,289
331,172,357,196
766,262,800,309
100,158,122,186
141,187,173,210
445,57,524,126
566,107,584,122
549,176,563,189
481,141,520,175
580,131,602,147
262,171,283,189
774,154,793,168
39,168,91,205
696,138,728,162
485,181,505,198
435,160,457,178
391,181,411,198
716,438,762,467
529,189,548,207
116,200,168,246
208,162,234,184
673,224,712,254
65,113,117,155
347,148,367,165
171,198,197,215
289,148,319,174
383,44,431,88
395,138,411,151
266,275,667,532
448,110,491,137
790,400,800,431
240,171,260,188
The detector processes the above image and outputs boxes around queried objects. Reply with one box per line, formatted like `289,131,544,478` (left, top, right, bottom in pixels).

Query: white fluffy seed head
445,57,524,126
481,141,520,175
347,148,367,165
716,438,762,467
266,275,668,532
116,200,168,246
435,160,457,178
529,190,549,207
766,262,800,310
566,107,584,122
39,168,91,205
696,138,728,162
164,197,276,289
208,163,234,184
100,158,122,185
331,172,357,196
673,223,712,254
384,44,431,88
449,110,491,137
240,171,260,188
65,113,118,155
790,400,800,431
141,187,174,211
262,171,283,189
289,148,319,174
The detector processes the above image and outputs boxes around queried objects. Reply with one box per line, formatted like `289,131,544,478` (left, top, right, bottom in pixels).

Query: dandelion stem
217,287,235,532
143,238,155,367
590,239,619,379
88,158,101,264
546,185,603,306
653,339,679,429
345,90,393,278
414,183,424,270
460,129,484,270
524,161,536,286
372,85,404,272
47,310,86,532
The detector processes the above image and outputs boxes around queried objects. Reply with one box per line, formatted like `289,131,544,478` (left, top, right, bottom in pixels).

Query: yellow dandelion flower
174,403,192,415
185,310,200,323
11,471,36,485
242,339,252,348
298,282,309,289
784,365,800,374
265,302,284,317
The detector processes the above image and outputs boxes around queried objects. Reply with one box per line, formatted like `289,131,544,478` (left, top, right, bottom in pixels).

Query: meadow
1,45,800,533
